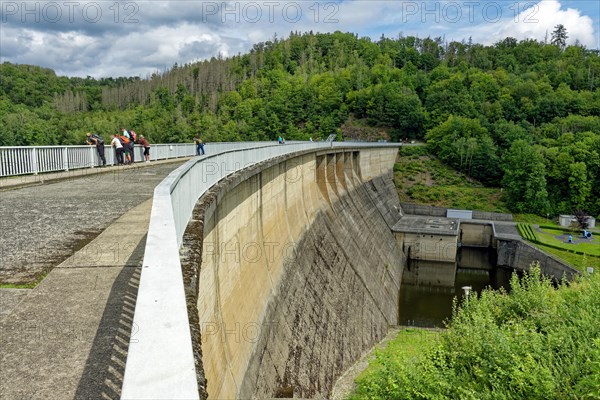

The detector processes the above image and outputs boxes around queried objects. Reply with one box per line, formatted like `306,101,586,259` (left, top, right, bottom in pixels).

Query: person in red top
138,135,151,162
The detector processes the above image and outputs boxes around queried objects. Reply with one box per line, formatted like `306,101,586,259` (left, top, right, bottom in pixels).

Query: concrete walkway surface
0,160,186,285
0,198,153,400
0,289,30,318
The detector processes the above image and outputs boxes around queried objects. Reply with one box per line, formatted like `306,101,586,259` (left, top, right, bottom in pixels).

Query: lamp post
461,286,472,303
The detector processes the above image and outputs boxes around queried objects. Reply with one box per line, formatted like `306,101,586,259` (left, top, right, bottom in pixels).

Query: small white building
559,215,596,229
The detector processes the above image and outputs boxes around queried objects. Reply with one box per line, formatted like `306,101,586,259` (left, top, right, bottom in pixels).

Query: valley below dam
179,146,577,399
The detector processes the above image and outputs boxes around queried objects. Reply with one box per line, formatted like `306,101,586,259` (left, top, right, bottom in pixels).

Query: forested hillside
1,31,599,216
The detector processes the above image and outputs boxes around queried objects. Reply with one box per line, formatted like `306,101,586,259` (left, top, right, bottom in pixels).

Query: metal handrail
0,142,292,177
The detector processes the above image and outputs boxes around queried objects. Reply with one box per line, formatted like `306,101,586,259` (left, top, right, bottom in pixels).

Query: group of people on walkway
110,128,152,165
88,130,208,167
86,128,151,166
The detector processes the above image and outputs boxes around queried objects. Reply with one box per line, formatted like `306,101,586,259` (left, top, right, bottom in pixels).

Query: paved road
0,161,185,285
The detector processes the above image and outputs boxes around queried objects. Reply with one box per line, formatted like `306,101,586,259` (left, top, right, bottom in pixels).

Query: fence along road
0,142,289,177
0,142,300,284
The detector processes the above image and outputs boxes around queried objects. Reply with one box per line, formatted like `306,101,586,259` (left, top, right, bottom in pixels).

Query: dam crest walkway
0,159,188,399
0,141,403,399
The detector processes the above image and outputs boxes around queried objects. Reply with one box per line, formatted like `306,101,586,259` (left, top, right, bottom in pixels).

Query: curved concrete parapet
190,147,404,399
121,142,401,399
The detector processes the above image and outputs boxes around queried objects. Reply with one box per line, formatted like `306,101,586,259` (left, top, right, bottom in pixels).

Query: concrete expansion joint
55,264,142,269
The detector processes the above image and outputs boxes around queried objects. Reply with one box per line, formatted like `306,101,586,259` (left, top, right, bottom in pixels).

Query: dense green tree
2,31,599,216
551,24,568,51
568,162,591,211
502,141,550,214
348,82,424,139
470,135,502,186
490,120,532,151
426,116,487,164
425,75,475,126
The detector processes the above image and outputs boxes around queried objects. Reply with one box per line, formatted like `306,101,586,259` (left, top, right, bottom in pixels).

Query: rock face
185,148,403,399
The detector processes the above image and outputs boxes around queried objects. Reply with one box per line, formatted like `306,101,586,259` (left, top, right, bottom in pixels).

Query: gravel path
0,162,184,284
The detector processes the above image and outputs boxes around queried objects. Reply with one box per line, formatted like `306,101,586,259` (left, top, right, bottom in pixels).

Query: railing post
31,148,38,175
89,146,95,168
63,147,69,171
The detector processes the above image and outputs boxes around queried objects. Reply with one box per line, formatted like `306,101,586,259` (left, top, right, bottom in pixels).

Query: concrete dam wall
183,147,403,399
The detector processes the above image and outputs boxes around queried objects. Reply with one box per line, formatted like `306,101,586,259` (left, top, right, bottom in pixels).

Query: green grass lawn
536,228,600,250
534,227,599,256
516,223,599,270
539,227,571,235
537,245,598,271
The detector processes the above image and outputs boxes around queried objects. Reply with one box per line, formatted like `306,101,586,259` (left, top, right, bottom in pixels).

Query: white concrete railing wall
0,142,287,177
120,141,402,400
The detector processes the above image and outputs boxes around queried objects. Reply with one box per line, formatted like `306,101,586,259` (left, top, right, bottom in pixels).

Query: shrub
351,266,600,399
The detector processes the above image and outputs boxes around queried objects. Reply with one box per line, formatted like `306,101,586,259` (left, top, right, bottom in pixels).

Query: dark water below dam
399,247,514,328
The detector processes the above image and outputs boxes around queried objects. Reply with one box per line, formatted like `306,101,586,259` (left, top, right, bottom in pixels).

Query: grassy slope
516,223,599,271
394,146,509,213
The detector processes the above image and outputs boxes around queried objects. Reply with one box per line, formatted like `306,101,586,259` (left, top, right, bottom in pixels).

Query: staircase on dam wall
180,147,405,399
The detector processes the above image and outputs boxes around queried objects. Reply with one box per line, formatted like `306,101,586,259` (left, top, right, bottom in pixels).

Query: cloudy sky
1,0,598,78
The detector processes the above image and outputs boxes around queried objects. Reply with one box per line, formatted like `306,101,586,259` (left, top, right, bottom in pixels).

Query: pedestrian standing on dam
111,133,125,165
121,128,136,164
139,135,151,162
86,132,106,167
194,135,205,155
118,133,131,164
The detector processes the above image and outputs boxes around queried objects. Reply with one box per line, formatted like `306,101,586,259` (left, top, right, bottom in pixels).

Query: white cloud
461,0,596,47
0,0,597,77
